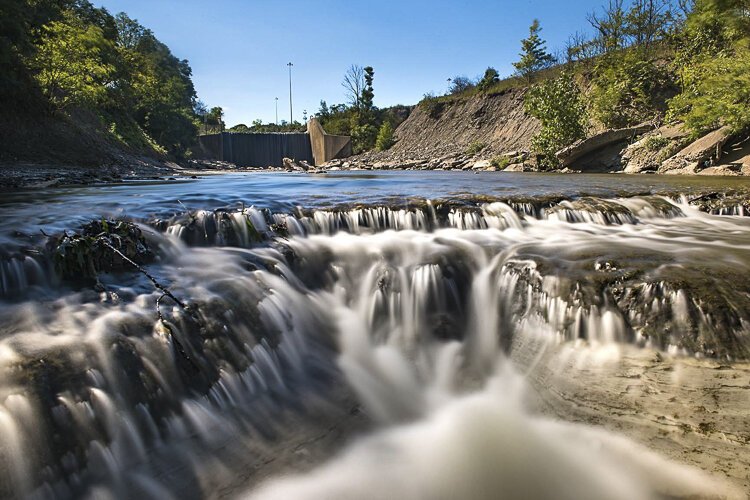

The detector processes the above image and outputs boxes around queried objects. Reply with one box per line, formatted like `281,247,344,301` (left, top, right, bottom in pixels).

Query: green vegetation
643,134,671,150
513,19,556,82
464,141,487,156
375,121,396,150
668,0,750,134
490,156,512,169
1,0,214,160
525,71,588,168
417,0,750,168
311,65,411,153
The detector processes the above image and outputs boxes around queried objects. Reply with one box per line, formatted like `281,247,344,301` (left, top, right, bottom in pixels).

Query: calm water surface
2,171,750,244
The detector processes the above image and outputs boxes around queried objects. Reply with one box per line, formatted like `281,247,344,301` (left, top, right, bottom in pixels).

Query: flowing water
1,171,749,499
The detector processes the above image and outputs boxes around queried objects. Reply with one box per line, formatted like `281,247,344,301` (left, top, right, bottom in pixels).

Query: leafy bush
375,121,395,150
643,135,670,151
464,141,487,155
588,48,675,128
491,156,511,169
525,71,588,169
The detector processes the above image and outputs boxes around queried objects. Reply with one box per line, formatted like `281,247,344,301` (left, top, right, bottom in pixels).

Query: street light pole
275,97,278,125
287,62,293,124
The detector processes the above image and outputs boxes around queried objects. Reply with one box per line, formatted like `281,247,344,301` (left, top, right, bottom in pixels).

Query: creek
1,171,749,499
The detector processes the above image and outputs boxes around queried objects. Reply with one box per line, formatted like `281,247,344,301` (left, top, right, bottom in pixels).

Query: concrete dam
198,118,351,167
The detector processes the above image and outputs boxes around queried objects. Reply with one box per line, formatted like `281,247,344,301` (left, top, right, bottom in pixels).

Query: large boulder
621,124,691,174
556,123,653,169
660,126,733,174
472,159,492,170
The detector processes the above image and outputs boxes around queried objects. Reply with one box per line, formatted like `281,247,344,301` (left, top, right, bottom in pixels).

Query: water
0,171,748,499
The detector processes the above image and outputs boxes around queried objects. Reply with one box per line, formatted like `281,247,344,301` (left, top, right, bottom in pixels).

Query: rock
697,165,741,176
556,122,653,168
485,166,497,172
282,157,306,171
472,160,491,170
500,150,530,163
622,124,691,174
660,126,733,174
503,162,535,172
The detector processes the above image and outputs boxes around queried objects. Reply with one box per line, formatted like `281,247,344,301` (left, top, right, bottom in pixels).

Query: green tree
375,121,395,150
205,106,224,132
525,71,588,168
513,20,555,82
668,0,750,133
31,11,114,110
476,67,500,90
350,65,377,152
587,0,629,53
589,46,674,128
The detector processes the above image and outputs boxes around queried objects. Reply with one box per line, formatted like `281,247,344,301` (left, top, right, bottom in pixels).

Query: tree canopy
2,0,215,157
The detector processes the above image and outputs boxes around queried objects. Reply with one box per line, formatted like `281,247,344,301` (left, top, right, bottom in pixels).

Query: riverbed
0,171,749,499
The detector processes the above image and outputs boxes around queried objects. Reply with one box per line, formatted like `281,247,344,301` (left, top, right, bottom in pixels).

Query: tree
342,64,365,109
375,121,395,150
476,67,499,90
587,0,628,52
513,20,555,82
349,65,377,152
206,106,224,132
31,11,115,110
625,0,673,48
525,71,588,168
668,0,750,133
361,66,375,111
589,47,674,128
447,75,474,94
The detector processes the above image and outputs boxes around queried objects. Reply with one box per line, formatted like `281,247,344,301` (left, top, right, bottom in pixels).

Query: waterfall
0,192,748,498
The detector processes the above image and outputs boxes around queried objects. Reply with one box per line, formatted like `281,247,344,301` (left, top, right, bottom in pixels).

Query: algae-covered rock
48,219,152,280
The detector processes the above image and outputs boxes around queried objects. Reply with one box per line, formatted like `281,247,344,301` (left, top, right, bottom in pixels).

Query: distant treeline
1,0,215,158
224,65,412,154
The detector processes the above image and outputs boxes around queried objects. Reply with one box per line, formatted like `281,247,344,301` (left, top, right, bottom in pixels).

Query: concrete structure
307,118,352,165
198,132,313,167
198,119,351,167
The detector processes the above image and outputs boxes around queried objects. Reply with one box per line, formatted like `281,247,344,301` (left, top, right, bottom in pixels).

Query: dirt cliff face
389,88,540,159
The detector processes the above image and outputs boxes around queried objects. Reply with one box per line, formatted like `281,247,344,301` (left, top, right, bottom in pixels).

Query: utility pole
287,62,293,124
275,97,279,125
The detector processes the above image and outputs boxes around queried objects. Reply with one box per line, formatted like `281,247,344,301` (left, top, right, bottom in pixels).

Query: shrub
491,156,512,169
525,71,588,169
419,93,446,119
375,121,395,151
464,141,487,155
643,135,670,151
588,48,675,128
476,68,500,91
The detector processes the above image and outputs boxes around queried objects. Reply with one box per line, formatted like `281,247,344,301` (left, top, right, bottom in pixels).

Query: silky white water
0,191,748,499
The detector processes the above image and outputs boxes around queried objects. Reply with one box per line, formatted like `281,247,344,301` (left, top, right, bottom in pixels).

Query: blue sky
94,0,606,127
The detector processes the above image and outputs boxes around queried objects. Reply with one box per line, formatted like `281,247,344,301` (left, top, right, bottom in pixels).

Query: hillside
347,89,539,169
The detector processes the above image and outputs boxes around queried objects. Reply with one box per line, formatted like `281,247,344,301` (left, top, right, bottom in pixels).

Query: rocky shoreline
315,122,750,176
2,120,749,190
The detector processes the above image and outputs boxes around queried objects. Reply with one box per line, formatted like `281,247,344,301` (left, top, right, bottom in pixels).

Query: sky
94,0,606,127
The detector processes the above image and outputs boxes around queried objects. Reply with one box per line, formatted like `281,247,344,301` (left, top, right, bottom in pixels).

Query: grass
465,141,487,156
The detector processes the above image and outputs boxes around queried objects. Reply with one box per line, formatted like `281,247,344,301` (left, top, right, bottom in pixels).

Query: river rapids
0,172,749,499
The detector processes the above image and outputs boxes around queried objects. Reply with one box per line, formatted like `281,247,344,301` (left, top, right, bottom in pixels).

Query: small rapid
0,173,749,499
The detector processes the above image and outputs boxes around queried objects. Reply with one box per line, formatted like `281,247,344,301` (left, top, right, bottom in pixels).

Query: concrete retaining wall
197,132,313,167
308,118,352,165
